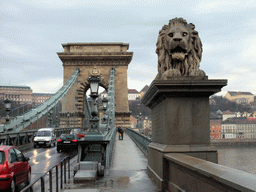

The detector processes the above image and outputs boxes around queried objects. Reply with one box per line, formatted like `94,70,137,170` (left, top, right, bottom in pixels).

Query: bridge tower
57,43,133,129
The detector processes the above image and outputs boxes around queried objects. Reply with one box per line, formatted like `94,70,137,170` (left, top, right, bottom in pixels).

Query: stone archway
57,43,133,129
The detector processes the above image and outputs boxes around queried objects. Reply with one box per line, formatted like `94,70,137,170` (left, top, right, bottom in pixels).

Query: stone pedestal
141,78,227,190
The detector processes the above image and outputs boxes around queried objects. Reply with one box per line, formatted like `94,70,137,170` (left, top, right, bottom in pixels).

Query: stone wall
163,153,256,191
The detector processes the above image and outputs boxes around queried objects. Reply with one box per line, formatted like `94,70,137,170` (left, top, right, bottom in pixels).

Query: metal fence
0,127,73,147
21,156,70,192
126,128,152,154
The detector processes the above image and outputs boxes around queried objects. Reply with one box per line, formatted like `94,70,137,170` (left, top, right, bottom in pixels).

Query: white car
70,128,81,135
34,128,56,148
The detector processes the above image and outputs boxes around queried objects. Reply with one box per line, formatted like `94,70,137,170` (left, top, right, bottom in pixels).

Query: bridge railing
126,128,151,155
0,127,73,147
126,129,256,191
0,68,80,133
163,153,256,191
21,156,70,192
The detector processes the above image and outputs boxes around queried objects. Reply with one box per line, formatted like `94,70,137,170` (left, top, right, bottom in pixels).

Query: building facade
0,84,33,104
127,89,140,101
222,110,236,121
222,117,256,139
210,119,222,139
100,89,141,101
140,85,149,99
32,93,53,105
224,91,254,104
143,116,152,136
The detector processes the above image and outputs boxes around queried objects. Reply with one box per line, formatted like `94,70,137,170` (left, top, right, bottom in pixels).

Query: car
33,128,56,148
57,134,79,152
70,128,81,135
0,145,31,192
77,130,87,139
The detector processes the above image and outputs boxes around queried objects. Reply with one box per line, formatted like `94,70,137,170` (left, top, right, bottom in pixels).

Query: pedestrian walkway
63,132,159,191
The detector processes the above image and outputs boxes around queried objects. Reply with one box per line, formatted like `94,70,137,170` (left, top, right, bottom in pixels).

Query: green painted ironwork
0,68,80,133
79,67,116,169
126,128,152,154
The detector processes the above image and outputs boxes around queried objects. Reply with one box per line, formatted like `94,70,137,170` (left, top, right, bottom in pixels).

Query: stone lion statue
155,18,206,79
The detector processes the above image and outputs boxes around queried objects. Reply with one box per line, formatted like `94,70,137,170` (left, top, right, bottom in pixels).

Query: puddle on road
130,171,145,182
63,170,159,191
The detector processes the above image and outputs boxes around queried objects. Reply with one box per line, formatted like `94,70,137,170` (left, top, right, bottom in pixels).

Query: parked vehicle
33,128,56,148
70,128,81,135
77,130,87,139
57,134,79,152
0,145,31,192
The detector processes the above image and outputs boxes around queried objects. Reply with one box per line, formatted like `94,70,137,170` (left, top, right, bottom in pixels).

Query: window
9,148,18,163
14,148,24,161
0,151,5,164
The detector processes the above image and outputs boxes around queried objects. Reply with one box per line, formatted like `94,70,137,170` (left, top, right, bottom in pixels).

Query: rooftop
0,84,31,89
140,85,149,92
222,117,256,124
223,110,234,114
128,89,139,94
32,93,54,96
227,91,253,96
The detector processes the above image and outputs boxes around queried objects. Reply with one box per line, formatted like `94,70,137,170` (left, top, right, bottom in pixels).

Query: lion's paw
162,69,181,79
189,69,206,76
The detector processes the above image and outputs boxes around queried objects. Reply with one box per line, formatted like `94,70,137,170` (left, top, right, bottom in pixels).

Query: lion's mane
156,18,205,79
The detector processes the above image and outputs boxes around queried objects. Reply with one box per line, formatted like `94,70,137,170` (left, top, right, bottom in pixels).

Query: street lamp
67,112,70,128
87,76,101,133
4,99,11,123
48,109,53,127
55,115,59,128
101,97,109,125
88,76,100,97
137,113,143,134
102,97,108,112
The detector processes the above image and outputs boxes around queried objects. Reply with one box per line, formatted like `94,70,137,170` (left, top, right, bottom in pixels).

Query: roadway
17,145,78,191
16,132,159,192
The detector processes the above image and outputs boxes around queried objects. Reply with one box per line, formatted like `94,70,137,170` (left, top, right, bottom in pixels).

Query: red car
77,130,87,139
0,145,31,192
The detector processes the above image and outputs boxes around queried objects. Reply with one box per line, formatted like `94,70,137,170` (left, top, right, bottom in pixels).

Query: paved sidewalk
63,132,159,191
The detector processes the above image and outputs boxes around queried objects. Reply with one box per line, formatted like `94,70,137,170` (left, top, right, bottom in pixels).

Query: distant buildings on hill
0,84,53,105
224,91,254,104
211,110,256,140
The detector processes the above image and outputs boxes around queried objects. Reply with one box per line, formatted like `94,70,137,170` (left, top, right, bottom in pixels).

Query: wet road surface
63,133,160,192
16,145,78,192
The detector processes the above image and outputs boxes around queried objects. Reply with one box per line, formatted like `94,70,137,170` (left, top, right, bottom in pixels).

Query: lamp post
4,99,11,124
87,76,101,133
55,115,59,128
101,97,109,130
48,109,53,127
67,112,70,128
137,113,143,134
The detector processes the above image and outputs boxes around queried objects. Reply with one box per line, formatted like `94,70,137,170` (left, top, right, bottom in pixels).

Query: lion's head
156,18,206,79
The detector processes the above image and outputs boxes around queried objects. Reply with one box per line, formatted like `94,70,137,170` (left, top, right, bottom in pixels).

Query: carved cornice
58,52,133,56
61,60,131,66
58,52,133,66
141,79,227,109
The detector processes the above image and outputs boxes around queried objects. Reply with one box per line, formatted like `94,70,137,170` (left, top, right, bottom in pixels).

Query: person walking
117,126,124,140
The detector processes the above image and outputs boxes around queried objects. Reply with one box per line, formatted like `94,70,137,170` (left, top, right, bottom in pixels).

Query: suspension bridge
0,42,256,192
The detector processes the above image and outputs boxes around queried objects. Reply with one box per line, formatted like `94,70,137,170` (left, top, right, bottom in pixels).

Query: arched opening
75,77,109,129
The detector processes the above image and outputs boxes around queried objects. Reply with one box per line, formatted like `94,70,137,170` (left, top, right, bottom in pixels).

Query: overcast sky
1,0,256,96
